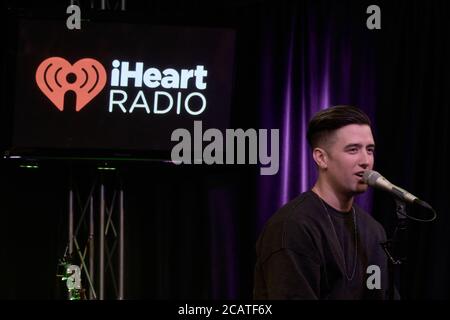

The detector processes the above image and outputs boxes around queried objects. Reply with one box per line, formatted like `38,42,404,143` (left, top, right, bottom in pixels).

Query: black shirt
253,191,389,299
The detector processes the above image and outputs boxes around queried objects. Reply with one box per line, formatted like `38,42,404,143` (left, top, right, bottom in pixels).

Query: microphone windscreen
362,170,381,186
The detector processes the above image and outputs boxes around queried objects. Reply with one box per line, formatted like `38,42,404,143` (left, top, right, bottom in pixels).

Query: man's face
323,124,375,196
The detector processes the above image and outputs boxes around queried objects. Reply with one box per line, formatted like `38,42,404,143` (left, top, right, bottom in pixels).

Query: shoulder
267,190,324,225
263,191,326,233
256,191,326,262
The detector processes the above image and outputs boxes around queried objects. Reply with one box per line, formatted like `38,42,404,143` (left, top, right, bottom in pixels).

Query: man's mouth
355,172,365,179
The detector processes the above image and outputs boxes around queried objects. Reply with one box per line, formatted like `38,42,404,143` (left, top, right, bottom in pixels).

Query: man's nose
359,151,371,168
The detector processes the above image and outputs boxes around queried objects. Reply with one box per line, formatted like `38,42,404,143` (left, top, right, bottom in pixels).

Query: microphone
362,170,431,209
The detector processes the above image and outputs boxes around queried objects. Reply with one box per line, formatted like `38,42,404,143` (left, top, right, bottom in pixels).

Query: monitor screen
10,17,235,159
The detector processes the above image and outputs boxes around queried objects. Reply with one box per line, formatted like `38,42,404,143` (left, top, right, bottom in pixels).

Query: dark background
0,0,449,300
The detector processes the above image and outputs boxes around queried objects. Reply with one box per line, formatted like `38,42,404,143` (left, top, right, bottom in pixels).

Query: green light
19,165,39,169
97,167,116,171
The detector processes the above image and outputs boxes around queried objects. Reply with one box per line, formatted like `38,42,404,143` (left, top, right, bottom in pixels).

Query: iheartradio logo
35,57,107,111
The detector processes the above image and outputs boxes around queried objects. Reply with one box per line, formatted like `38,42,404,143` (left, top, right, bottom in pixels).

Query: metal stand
64,171,125,300
381,199,408,300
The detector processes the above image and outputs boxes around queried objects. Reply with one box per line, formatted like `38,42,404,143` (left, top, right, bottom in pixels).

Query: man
253,105,389,299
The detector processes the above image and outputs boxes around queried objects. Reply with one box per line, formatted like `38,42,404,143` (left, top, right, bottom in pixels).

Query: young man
253,105,389,299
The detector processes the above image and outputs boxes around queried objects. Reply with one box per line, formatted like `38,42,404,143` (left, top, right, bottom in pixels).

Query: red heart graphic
35,57,107,111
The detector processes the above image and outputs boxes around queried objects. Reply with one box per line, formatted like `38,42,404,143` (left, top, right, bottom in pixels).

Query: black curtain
373,0,450,299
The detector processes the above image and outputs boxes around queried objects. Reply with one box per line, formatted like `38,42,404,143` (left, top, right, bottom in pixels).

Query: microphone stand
381,199,408,300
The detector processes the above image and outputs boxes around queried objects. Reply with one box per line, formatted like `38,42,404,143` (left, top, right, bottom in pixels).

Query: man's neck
312,181,354,212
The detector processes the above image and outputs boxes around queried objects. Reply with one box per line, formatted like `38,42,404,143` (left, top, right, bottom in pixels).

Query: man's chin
354,184,369,194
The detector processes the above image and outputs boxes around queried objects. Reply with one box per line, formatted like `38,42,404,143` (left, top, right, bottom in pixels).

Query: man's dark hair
307,105,371,149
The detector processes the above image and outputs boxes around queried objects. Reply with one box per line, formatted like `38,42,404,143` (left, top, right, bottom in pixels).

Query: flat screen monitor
8,17,235,160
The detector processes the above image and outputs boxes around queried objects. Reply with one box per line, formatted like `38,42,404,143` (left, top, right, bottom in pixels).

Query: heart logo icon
35,57,107,111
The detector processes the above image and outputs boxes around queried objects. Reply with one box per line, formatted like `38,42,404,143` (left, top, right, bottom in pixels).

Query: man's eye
367,149,375,154
348,148,358,153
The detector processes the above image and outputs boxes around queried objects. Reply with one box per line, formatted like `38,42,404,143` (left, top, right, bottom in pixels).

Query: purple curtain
257,2,376,230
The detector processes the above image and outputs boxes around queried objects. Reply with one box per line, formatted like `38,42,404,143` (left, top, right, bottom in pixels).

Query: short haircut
307,105,371,149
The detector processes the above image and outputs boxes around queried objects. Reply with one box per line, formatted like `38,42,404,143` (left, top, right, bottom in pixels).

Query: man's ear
313,147,328,169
